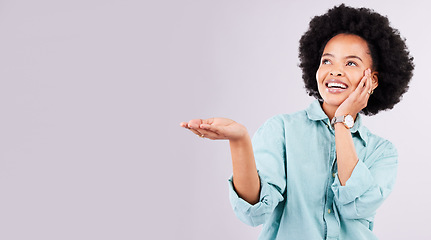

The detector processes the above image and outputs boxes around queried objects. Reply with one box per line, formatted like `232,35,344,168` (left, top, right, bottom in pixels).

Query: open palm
180,117,247,141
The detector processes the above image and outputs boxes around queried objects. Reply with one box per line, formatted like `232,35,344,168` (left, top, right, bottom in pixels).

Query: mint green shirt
228,100,398,240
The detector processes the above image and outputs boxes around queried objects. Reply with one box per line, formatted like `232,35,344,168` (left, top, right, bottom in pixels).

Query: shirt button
332,173,336,178
328,209,331,214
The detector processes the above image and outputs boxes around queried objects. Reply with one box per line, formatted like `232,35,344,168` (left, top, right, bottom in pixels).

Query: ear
371,71,379,90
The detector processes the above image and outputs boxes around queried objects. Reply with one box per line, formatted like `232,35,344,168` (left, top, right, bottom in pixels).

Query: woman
180,4,414,240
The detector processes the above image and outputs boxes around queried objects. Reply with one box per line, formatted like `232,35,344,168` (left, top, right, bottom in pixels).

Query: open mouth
326,82,348,89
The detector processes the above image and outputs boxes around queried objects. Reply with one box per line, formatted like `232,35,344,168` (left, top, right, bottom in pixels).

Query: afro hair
299,4,414,115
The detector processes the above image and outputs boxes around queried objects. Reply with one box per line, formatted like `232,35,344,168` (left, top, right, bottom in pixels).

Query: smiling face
316,33,378,114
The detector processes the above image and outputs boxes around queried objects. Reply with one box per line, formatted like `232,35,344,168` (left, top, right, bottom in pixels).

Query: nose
330,70,343,77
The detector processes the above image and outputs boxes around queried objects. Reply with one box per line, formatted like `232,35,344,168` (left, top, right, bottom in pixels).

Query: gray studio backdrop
0,0,429,239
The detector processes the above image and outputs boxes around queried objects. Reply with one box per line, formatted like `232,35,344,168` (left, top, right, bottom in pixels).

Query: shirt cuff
228,175,283,227
331,160,374,205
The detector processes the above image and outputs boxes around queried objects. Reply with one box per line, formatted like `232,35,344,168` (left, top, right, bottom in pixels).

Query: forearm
334,123,359,186
230,133,260,205
332,140,398,219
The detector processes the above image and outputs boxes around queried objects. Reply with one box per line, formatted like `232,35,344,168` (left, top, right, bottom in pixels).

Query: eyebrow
322,53,363,62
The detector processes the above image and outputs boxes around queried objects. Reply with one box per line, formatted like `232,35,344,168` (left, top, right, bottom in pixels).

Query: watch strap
331,114,354,129
330,115,345,129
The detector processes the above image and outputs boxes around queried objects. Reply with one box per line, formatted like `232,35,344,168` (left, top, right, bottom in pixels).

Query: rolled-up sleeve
228,174,284,226
228,115,287,227
331,141,398,220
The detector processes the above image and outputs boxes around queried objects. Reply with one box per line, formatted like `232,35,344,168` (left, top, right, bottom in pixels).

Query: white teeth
327,82,347,89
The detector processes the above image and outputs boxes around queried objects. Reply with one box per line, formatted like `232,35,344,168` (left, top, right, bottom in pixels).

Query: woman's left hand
335,69,374,117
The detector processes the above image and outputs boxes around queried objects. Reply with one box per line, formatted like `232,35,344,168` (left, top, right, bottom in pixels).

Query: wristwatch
330,114,354,129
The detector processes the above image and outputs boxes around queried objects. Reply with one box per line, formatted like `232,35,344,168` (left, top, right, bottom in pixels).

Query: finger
353,72,367,94
356,69,371,96
357,72,373,109
187,127,221,140
366,75,372,97
361,69,373,98
367,71,373,93
200,123,222,135
194,128,222,140
186,126,202,135
348,74,367,101
187,121,204,136
187,119,203,129
186,120,219,138
359,72,368,90
180,122,190,129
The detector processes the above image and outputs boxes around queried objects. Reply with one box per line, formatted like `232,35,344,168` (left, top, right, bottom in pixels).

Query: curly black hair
299,4,414,115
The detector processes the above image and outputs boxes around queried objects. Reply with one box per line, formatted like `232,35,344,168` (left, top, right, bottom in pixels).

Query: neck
320,101,358,121
321,101,337,120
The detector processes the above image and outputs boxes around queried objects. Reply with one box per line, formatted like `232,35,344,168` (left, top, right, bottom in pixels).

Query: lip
324,79,348,94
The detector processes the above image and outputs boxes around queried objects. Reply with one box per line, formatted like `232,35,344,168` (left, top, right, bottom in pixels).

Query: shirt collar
305,100,329,121
305,100,369,146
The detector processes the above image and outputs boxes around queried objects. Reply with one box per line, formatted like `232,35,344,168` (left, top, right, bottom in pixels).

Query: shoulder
259,110,308,130
253,111,310,141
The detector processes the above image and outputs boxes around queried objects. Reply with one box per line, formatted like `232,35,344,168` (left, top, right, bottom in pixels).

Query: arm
229,116,286,226
331,141,398,219
334,69,375,185
230,134,261,205
334,123,359,186
180,118,260,204
180,116,286,226
331,69,397,219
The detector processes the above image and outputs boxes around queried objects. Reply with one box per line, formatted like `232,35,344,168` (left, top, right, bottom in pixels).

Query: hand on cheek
335,69,374,117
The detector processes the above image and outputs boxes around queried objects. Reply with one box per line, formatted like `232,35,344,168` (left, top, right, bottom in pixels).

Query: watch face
344,115,354,128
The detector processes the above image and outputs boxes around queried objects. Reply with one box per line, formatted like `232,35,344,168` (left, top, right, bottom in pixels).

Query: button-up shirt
228,100,398,240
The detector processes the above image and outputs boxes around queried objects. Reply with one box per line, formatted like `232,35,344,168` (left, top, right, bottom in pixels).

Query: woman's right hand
179,118,248,141
181,118,260,204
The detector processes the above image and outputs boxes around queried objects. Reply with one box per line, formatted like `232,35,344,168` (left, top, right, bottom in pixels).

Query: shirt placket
323,121,340,240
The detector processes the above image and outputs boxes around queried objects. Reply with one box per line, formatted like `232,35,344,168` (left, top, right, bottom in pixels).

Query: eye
322,59,331,65
346,61,357,67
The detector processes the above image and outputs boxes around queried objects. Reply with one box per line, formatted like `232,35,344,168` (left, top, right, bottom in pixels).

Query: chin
322,96,347,107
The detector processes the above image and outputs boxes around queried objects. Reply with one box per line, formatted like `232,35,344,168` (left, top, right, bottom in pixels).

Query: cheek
351,72,365,87
315,68,323,82
315,67,327,87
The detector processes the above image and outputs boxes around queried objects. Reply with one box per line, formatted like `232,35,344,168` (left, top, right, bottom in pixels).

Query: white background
0,0,429,239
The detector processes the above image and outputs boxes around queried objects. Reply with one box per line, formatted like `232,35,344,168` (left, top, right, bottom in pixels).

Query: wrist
334,109,350,118
334,121,348,130
229,131,250,145
331,114,355,129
